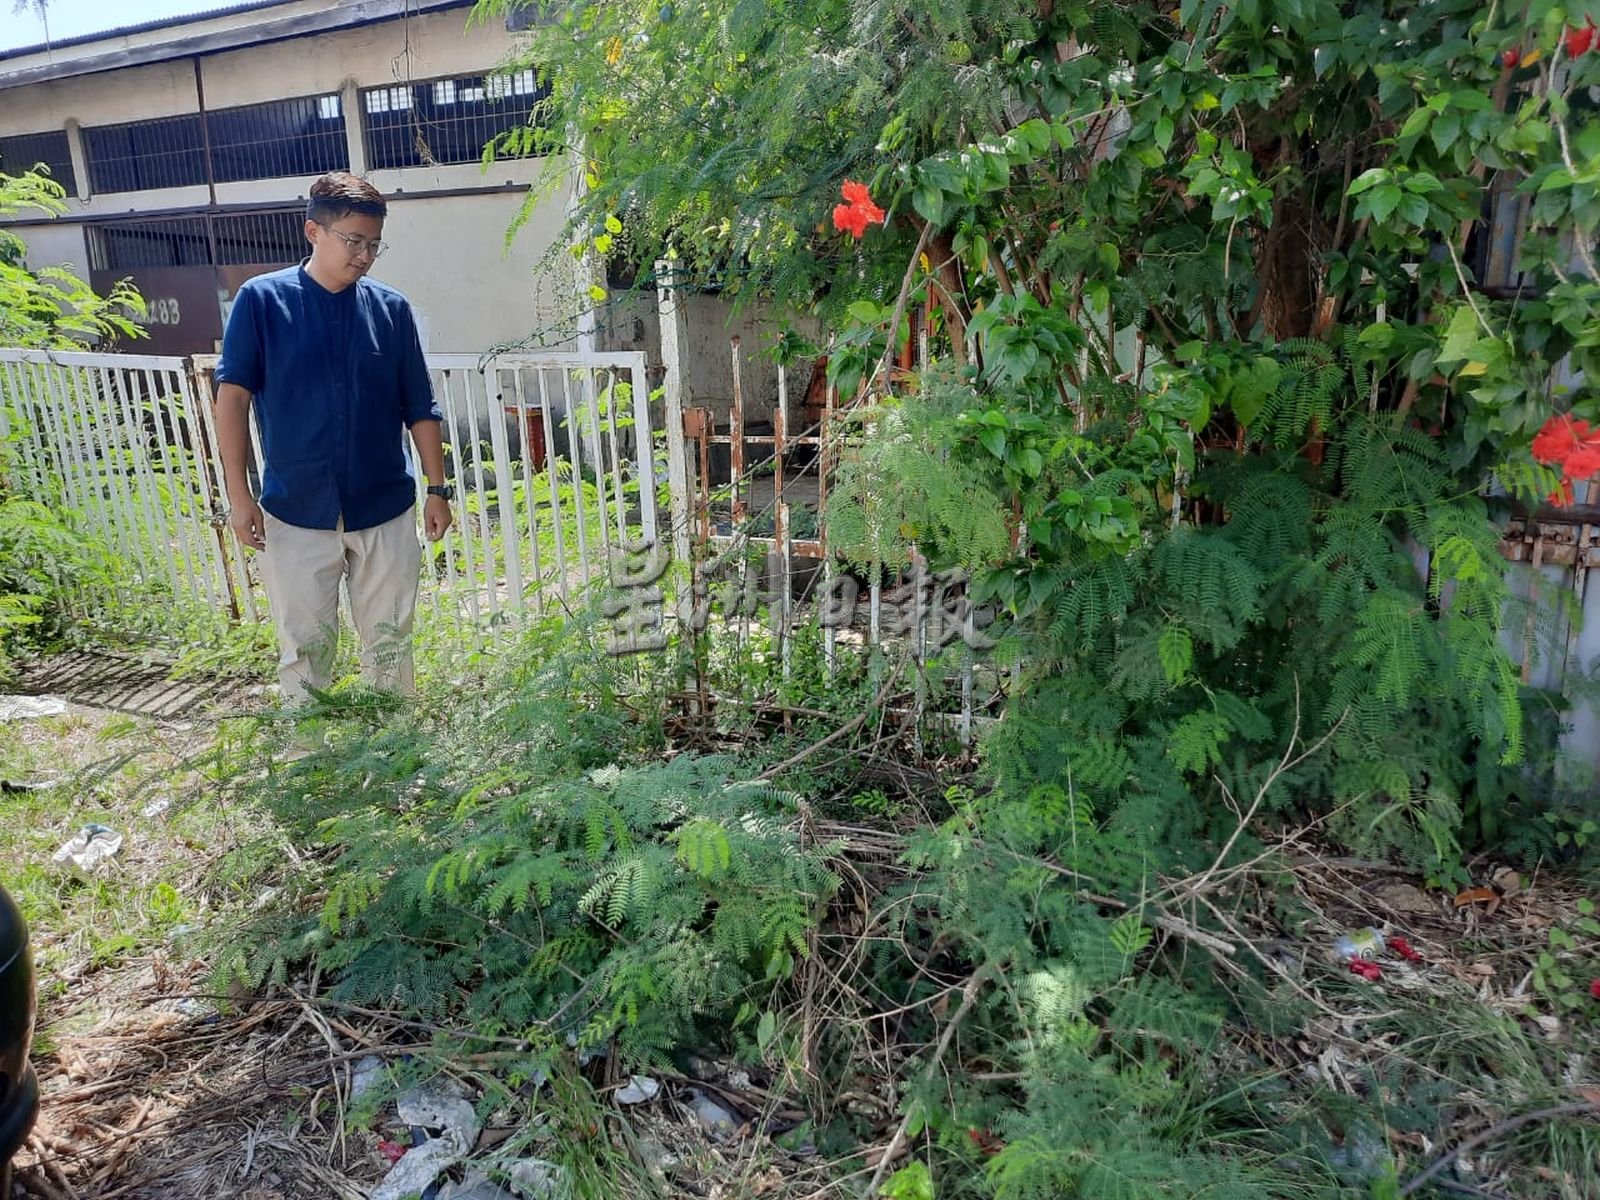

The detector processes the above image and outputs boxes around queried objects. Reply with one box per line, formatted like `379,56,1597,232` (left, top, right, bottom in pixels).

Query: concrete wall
600,288,820,424
12,223,89,278
370,187,572,353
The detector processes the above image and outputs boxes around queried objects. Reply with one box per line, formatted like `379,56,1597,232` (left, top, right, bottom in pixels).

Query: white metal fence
0,345,657,654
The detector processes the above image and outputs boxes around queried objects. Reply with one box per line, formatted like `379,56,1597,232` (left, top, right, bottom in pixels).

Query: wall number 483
149,298,182,326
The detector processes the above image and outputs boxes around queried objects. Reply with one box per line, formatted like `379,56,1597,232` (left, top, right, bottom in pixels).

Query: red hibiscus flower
833,179,886,239
1532,414,1600,504
1565,442,1600,480
1567,19,1596,58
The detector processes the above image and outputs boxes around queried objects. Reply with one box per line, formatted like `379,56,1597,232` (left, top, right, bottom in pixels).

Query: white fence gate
0,346,657,654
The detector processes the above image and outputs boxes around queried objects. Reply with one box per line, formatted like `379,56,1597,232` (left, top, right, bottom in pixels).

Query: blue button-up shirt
215,263,443,532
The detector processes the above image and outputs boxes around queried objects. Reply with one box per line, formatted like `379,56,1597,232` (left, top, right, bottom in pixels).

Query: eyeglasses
316,223,388,259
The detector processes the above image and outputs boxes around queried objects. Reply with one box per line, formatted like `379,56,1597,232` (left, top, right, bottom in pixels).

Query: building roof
0,0,297,61
0,0,478,90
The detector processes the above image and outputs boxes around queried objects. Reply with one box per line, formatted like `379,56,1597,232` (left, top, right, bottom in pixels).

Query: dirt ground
3,650,1597,1199
0,655,830,1199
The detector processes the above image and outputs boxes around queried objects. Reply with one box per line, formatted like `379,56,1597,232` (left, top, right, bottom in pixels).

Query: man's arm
411,418,452,542
216,381,266,550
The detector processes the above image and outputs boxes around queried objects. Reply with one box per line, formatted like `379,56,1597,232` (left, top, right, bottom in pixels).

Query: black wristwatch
426,484,455,501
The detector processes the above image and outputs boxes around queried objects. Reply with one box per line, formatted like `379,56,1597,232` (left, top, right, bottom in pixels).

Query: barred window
207,95,348,184
361,68,548,170
0,129,76,193
212,210,307,265
86,210,306,271
84,115,207,193
88,217,211,271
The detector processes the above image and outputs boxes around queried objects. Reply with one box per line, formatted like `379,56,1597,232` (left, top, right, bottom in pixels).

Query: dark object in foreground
0,882,38,1196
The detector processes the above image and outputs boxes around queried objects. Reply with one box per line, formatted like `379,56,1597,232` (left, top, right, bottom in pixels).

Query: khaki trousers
260,509,421,708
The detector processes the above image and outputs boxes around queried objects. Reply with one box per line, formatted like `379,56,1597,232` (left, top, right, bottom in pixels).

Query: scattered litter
1347,959,1383,982
397,1079,481,1147
438,1173,513,1200
614,1075,660,1105
684,1088,740,1139
175,997,213,1018
371,1135,461,1200
1333,927,1384,963
505,1158,569,1199
141,796,172,818
371,1080,483,1200
351,1054,387,1103
377,1139,408,1165
431,1159,568,1200
52,824,123,872
0,694,66,721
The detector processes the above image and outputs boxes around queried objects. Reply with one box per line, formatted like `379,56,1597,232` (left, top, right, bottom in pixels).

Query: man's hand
231,496,267,550
424,494,453,542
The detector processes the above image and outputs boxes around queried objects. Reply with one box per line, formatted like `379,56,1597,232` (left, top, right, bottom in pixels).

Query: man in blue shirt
214,171,453,707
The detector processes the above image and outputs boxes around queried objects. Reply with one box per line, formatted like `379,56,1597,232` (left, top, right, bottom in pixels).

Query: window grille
207,95,348,183
88,217,211,271
0,130,76,193
86,210,307,271
84,115,207,193
212,210,307,265
361,68,548,170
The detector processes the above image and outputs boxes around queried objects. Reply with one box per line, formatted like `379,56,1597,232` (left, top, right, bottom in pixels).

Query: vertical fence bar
729,337,746,528
580,366,614,563
186,359,255,621
465,369,500,628
511,369,546,618
406,410,447,643
484,364,525,620
604,368,627,545
560,370,594,584
439,370,483,632
427,369,464,637
627,356,657,546
535,369,571,605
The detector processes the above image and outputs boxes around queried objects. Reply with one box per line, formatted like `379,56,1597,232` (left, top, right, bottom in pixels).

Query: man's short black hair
306,171,387,224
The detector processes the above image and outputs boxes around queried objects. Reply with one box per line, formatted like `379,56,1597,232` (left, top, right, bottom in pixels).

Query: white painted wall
200,9,528,109
369,187,571,353
12,223,88,277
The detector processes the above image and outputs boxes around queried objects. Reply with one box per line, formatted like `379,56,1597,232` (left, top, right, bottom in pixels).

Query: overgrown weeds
167,597,1595,1200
